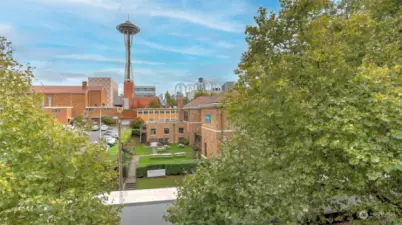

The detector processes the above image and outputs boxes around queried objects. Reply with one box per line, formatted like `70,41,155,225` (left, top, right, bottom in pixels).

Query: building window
52,109,60,113
151,128,156,136
179,128,184,134
204,142,207,156
184,111,189,121
86,108,94,112
48,96,52,107
149,110,154,114
205,113,211,123
164,128,169,135
138,111,142,115
143,111,148,114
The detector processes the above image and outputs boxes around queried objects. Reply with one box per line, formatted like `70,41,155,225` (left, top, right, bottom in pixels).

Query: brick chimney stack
177,93,184,121
82,81,88,89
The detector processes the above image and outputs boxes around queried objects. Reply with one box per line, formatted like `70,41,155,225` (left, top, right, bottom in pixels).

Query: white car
101,125,108,131
91,125,99,131
104,129,118,138
104,136,116,146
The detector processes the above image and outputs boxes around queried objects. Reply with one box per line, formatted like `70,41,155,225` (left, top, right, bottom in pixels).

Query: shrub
130,117,144,129
132,129,141,136
136,162,197,178
180,138,189,145
101,116,114,125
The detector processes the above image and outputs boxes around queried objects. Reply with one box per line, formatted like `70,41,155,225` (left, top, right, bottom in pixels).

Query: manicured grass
135,144,195,166
134,143,193,155
136,176,185,190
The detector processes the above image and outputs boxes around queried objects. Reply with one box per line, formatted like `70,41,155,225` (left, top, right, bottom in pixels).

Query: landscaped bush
101,116,114,125
132,128,140,136
180,138,189,145
136,162,197,178
129,117,144,129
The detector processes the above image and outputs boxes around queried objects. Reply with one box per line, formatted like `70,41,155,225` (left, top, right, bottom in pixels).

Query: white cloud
0,23,12,36
54,54,165,65
138,40,214,56
136,9,244,33
36,0,248,33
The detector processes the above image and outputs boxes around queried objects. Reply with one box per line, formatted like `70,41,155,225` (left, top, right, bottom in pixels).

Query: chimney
82,81,88,89
177,93,184,121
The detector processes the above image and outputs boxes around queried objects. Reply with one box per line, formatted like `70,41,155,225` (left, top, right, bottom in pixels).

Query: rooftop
32,85,104,94
183,95,223,109
105,188,177,206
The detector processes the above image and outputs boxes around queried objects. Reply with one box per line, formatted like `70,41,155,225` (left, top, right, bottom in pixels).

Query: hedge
136,162,197,178
132,129,141,136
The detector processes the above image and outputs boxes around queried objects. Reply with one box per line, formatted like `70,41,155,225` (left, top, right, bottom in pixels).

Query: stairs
124,181,136,190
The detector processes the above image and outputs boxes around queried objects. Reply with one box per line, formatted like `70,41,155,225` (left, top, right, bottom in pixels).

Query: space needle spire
117,19,140,81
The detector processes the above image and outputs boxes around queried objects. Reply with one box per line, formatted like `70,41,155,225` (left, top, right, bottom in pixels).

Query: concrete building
135,86,156,97
88,77,118,106
221,82,234,92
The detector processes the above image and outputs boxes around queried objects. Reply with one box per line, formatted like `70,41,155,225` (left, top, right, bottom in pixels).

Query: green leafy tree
165,91,177,106
101,116,114,125
166,0,402,224
194,90,217,99
149,101,161,108
0,37,120,224
183,97,190,105
130,117,144,129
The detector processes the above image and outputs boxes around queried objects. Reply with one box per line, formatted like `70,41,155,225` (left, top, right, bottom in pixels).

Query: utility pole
117,118,123,190
99,107,102,140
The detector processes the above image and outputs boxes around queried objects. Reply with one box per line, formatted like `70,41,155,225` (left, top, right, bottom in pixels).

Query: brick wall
85,107,122,119
88,90,106,107
71,94,87,117
184,109,202,145
146,122,187,144
45,107,72,124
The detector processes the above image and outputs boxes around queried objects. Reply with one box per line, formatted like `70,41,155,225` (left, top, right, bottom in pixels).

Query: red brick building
32,81,122,124
146,95,234,158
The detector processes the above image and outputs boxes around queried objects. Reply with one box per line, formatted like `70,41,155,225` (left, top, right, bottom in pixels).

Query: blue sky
0,0,280,95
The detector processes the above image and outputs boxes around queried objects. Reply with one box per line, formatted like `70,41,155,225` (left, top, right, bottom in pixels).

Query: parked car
91,125,99,131
101,125,108,131
104,129,118,139
103,135,116,146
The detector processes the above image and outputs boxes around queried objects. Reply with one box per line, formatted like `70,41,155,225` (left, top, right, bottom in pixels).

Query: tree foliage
0,37,120,224
165,91,177,106
130,117,144,129
101,116,114,125
149,101,161,108
194,90,217,99
166,0,402,224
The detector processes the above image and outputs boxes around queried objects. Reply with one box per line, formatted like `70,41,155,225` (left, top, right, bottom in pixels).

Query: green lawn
136,176,185,190
135,144,196,166
134,143,193,155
